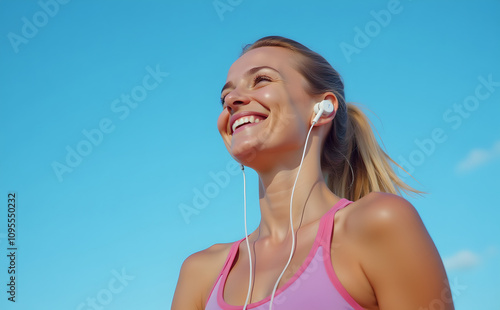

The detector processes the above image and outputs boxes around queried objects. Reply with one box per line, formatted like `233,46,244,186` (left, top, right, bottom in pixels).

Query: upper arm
171,244,231,310
171,253,205,310
356,193,454,310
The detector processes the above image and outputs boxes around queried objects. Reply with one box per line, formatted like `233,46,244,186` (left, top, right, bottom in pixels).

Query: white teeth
232,115,265,132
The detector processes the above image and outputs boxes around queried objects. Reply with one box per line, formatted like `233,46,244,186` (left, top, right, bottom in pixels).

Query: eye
220,94,228,106
253,74,272,85
220,74,273,107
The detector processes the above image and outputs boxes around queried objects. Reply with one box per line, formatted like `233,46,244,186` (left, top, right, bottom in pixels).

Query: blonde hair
243,36,422,201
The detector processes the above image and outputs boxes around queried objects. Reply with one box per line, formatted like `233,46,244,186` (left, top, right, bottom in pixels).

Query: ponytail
324,102,422,201
242,36,422,201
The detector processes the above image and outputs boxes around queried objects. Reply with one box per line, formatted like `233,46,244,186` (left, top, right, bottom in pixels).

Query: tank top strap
205,239,244,309
317,198,353,249
219,239,244,278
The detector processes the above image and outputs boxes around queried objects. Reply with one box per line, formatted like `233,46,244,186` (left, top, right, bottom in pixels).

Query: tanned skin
172,46,454,310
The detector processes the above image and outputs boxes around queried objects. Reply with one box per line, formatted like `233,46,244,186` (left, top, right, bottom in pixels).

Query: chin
230,141,259,165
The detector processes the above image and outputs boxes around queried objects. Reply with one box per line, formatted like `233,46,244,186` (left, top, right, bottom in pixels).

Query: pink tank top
205,198,364,309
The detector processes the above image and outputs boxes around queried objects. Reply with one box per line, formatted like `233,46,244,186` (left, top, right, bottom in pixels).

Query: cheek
259,88,305,127
217,109,229,134
258,88,278,104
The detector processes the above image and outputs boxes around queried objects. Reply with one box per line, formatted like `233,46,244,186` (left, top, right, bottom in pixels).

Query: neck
255,154,339,242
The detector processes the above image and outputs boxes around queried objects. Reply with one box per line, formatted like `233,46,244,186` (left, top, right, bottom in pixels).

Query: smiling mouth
231,115,267,134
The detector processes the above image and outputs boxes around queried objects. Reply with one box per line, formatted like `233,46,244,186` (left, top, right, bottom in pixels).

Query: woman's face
217,46,319,169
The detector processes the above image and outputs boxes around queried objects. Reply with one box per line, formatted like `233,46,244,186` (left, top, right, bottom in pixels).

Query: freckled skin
172,47,453,310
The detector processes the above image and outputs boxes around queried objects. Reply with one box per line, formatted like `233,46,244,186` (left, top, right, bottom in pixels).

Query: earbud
312,99,334,124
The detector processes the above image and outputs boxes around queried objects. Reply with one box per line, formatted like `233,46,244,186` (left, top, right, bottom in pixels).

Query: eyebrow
220,65,281,95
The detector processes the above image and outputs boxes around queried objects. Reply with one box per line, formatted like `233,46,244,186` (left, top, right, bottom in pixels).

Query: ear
310,93,338,126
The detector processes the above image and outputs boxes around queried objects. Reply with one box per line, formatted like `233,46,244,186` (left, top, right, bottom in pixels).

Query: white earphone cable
241,165,253,310
268,120,316,310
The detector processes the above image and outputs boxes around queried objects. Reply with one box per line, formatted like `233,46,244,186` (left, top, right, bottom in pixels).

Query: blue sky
0,0,499,309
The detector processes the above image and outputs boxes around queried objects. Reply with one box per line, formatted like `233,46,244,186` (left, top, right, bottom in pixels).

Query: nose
224,88,250,114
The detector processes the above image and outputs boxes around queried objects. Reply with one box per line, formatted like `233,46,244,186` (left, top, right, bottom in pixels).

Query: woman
172,36,454,310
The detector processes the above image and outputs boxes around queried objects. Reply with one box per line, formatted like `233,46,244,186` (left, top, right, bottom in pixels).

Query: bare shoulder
185,242,234,268
172,242,234,310
341,192,453,309
343,192,423,239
